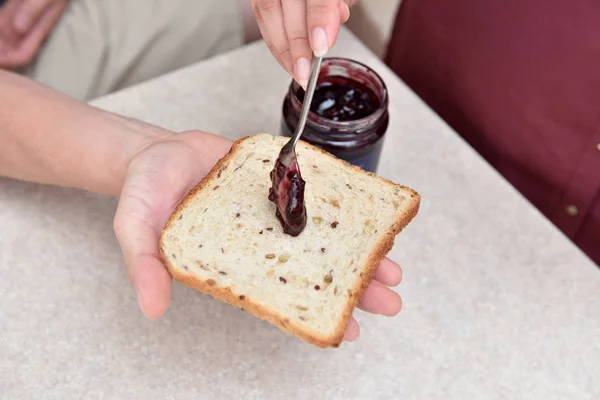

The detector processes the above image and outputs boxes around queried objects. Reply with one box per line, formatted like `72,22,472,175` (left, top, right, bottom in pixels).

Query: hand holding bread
114,131,416,346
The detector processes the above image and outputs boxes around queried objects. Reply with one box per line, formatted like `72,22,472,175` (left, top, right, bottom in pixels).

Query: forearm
0,70,171,195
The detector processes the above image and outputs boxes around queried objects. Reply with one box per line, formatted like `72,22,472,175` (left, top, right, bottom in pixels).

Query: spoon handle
291,56,323,147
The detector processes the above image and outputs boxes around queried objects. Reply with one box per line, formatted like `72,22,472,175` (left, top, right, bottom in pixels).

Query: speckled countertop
1,29,599,400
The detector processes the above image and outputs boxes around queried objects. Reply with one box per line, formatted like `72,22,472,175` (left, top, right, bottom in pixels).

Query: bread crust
159,134,420,348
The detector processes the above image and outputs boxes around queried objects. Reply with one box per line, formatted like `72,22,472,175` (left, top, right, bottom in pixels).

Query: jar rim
287,57,389,132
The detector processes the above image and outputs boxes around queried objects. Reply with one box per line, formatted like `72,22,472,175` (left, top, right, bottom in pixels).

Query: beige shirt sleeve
25,0,244,101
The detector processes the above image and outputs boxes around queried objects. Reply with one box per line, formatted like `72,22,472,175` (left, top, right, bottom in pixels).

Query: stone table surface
1,28,599,400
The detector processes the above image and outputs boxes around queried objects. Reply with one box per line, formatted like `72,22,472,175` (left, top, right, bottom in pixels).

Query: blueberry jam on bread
268,147,307,237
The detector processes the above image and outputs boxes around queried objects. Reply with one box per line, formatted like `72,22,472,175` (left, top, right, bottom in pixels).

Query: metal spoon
277,56,323,167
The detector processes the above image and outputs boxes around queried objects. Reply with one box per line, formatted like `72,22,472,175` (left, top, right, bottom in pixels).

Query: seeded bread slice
159,134,420,348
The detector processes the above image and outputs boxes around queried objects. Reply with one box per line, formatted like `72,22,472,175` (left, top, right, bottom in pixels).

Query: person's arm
0,70,403,337
0,69,170,195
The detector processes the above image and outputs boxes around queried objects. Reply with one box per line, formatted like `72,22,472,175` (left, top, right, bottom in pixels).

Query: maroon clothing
386,0,600,265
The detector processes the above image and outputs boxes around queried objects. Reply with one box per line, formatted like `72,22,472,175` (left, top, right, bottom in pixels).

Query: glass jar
280,57,389,173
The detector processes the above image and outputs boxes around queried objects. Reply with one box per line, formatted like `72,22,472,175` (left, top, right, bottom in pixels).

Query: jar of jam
280,57,389,173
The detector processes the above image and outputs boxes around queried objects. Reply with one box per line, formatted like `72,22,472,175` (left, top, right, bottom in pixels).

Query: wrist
0,70,174,196
104,114,174,196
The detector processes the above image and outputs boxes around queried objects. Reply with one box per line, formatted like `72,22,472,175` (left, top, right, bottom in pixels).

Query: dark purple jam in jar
281,58,389,173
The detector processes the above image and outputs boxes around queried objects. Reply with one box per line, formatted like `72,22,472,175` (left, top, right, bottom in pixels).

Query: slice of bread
159,134,420,348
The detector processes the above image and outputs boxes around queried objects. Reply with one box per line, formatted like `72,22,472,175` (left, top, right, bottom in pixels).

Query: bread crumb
314,285,321,290
324,274,333,283
296,305,308,311
213,185,220,190
265,254,276,259
330,221,339,229
331,199,340,208
279,277,287,284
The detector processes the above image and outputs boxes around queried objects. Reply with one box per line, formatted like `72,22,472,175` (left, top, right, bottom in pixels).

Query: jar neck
287,57,389,140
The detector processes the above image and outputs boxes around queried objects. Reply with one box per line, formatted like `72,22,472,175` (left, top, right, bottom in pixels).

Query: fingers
0,42,31,69
0,0,65,68
373,257,403,287
281,0,311,88
253,0,294,75
254,0,348,86
344,257,402,342
343,317,360,341
13,0,54,33
114,180,173,320
306,0,342,56
358,279,403,316
0,0,23,46
339,1,350,23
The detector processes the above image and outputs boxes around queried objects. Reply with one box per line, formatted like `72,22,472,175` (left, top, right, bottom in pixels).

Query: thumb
113,172,173,320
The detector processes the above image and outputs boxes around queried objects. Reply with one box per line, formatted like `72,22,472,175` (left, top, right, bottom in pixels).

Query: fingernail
295,57,310,89
14,13,31,33
136,288,151,319
342,3,351,23
297,79,308,91
311,27,329,57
